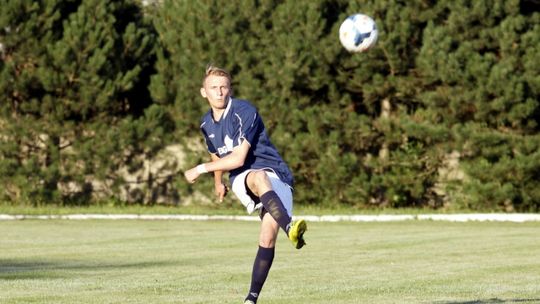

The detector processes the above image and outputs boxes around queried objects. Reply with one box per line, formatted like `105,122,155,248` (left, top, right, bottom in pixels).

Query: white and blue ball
339,13,378,53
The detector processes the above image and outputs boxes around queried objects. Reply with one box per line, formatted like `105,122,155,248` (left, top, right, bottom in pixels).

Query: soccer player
184,65,307,304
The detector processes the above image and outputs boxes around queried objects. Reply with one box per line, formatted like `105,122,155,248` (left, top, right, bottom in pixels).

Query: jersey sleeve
200,124,217,154
233,105,262,147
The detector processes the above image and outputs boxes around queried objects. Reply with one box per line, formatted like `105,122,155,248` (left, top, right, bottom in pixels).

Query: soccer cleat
288,219,307,249
244,301,255,304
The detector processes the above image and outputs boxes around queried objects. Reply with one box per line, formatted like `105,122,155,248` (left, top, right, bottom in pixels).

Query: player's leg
246,170,307,249
244,212,279,304
231,169,306,249
246,170,292,234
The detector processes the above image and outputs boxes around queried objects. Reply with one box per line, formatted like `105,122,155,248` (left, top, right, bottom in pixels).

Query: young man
184,65,307,304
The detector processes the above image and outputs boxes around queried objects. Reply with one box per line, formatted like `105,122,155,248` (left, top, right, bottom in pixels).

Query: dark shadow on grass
0,258,173,280
434,299,540,304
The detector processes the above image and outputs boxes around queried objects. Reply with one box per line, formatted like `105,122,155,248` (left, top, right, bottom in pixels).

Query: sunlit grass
1,220,539,303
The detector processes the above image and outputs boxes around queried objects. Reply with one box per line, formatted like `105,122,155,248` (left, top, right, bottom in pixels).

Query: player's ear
200,87,207,98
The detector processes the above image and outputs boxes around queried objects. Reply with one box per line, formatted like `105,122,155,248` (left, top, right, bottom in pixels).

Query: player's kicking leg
247,170,308,249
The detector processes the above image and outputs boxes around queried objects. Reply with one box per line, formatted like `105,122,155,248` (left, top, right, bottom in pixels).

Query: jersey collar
221,97,233,120
211,97,233,123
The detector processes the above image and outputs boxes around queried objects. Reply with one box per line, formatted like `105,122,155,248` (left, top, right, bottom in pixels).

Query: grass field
1,219,539,304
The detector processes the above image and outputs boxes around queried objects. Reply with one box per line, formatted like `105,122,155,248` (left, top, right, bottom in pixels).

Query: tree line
1,0,538,211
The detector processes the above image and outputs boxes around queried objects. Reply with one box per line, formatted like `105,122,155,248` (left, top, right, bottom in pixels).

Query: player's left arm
210,153,228,203
184,140,250,184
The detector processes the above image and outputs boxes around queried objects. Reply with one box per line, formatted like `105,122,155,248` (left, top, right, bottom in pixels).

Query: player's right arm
184,140,250,184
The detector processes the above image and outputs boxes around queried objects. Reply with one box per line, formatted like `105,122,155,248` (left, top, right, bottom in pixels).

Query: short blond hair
203,64,232,86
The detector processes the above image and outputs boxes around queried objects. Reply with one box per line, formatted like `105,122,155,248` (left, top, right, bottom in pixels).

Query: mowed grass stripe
1,220,539,304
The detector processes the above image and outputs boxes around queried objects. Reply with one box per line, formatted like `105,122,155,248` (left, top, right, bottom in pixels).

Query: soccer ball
339,13,378,53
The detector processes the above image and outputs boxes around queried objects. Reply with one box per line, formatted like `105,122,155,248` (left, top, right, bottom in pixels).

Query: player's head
200,64,232,111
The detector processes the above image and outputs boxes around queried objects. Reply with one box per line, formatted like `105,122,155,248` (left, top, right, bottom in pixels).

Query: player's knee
252,170,269,184
259,233,277,248
247,170,270,195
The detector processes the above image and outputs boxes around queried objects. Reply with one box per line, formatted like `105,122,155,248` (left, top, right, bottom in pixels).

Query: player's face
201,75,231,111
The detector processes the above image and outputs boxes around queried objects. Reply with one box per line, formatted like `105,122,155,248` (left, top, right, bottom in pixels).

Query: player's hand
184,167,200,184
215,183,228,203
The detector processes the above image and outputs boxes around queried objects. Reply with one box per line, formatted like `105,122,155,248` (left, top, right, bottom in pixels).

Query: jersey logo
208,134,215,138
217,135,234,155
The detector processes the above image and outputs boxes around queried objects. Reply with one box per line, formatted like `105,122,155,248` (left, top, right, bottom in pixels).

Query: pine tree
0,0,171,204
417,0,540,211
148,0,539,211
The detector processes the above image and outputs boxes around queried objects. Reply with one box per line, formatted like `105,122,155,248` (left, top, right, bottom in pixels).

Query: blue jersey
200,98,294,187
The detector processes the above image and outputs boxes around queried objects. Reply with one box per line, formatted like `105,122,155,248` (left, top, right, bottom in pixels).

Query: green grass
1,220,539,303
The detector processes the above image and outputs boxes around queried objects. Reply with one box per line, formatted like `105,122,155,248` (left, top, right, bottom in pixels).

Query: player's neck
211,108,225,121
210,98,230,122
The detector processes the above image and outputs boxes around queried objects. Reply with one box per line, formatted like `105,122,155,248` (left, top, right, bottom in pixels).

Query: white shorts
231,169,293,216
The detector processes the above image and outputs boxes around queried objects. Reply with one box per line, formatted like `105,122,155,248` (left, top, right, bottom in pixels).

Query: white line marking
0,214,539,222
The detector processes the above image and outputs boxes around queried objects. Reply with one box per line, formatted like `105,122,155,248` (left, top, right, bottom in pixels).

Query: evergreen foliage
0,0,173,204
1,0,538,211
417,0,540,211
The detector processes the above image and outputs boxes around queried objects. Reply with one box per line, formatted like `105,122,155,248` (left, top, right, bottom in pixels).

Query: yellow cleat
288,219,307,249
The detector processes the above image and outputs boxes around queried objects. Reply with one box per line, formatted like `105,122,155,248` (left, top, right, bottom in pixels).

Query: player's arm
184,140,250,184
210,153,228,203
